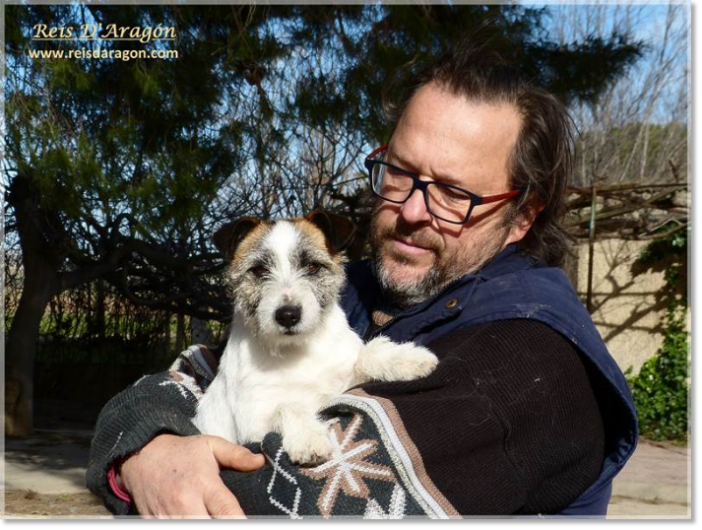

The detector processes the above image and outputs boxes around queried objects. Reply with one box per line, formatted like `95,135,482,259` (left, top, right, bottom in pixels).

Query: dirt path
3,491,111,518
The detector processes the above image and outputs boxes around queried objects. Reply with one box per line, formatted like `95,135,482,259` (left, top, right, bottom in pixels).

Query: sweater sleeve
86,345,220,515
358,319,606,515
209,319,605,518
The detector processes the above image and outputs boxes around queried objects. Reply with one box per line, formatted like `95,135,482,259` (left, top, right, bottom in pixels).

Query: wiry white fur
193,221,439,464
251,222,324,346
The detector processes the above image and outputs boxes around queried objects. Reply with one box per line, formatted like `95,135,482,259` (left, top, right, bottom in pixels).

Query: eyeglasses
365,144,523,224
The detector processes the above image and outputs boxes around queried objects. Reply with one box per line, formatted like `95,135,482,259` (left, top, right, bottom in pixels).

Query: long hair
383,40,575,267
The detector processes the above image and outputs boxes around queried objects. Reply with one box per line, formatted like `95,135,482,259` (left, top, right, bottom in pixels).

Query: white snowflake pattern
364,484,407,519
301,414,395,517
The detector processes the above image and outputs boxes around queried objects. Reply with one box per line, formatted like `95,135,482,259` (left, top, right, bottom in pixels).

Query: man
87,42,638,518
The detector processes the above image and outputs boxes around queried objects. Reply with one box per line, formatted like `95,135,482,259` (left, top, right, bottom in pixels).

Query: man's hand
119,434,266,519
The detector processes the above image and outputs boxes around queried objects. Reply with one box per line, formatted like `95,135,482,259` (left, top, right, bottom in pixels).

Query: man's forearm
86,368,203,514
86,341,222,515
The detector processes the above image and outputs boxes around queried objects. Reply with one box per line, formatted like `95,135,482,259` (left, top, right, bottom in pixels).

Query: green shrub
626,308,688,442
626,230,689,443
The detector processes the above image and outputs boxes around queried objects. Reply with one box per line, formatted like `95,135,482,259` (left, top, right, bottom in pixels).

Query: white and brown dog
193,211,438,464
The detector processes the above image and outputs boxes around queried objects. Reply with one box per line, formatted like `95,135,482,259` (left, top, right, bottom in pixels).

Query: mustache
375,217,441,252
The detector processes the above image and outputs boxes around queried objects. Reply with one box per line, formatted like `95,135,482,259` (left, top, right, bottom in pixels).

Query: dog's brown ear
213,217,261,261
304,210,357,254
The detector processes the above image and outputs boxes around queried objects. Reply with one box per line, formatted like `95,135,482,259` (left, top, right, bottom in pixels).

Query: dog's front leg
273,402,334,465
353,336,438,385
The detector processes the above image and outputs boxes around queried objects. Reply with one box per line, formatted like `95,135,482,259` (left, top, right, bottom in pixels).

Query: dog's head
214,211,356,347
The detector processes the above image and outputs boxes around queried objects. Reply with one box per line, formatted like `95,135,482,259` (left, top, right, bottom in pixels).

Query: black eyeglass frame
364,144,524,225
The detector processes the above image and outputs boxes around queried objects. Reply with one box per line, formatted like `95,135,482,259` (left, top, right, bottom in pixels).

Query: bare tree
551,2,688,188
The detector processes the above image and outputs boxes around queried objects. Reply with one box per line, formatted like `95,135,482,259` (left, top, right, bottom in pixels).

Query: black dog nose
275,305,301,328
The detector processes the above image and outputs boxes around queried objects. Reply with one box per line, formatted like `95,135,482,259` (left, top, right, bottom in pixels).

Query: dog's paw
386,344,439,381
283,425,334,466
372,342,439,381
359,337,440,383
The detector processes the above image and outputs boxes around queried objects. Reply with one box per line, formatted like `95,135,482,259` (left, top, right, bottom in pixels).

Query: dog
193,211,439,464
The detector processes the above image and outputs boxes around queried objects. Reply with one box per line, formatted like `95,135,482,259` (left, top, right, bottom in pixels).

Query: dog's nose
275,305,302,328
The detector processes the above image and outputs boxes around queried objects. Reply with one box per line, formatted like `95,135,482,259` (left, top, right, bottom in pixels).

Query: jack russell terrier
193,211,438,464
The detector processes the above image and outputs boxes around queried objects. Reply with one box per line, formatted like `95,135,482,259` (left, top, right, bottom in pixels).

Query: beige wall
574,239,668,376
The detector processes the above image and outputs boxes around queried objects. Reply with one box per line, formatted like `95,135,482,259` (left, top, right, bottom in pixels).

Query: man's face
370,83,528,308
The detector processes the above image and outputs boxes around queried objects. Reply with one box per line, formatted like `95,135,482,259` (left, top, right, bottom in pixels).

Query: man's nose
399,187,432,224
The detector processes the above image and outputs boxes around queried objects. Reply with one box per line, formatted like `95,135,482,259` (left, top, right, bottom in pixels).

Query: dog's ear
304,210,357,254
213,218,261,261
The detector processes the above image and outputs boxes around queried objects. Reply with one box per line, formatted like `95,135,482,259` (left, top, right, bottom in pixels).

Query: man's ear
304,210,357,254
520,198,545,228
213,217,261,261
505,197,545,245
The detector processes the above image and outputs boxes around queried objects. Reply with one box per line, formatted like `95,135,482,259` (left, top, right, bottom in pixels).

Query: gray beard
372,251,444,309
371,228,511,310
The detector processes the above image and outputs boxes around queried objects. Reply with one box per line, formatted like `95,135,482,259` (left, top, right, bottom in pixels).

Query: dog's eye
249,265,268,277
305,263,323,275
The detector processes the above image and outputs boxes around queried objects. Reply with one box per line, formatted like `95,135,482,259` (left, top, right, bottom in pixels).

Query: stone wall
574,239,669,376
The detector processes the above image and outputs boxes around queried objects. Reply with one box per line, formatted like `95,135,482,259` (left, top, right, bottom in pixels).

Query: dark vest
340,244,638,516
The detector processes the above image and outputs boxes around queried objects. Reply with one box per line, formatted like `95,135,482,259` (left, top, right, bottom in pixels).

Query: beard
370,204,511,309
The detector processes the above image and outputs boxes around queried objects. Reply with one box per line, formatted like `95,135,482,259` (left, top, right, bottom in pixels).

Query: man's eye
385,164,411,178
442,187,471,202
249,265,268,277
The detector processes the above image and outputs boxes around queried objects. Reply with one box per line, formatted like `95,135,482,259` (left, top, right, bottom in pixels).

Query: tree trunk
6,173,62,437
175,310,185,354
5,173,124,436
5,268,57,437
164,313,172,354
96,278,106,340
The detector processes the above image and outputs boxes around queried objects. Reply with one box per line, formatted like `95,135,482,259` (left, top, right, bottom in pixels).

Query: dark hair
383,40,574,267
